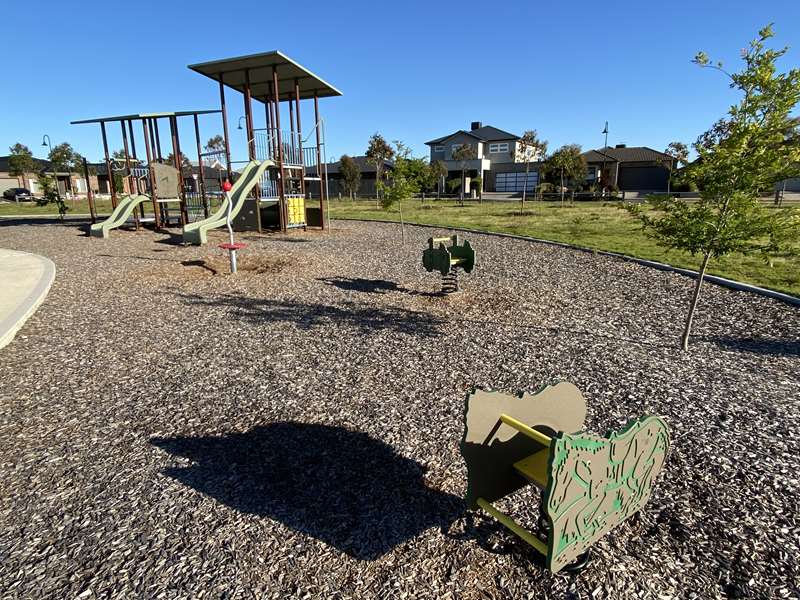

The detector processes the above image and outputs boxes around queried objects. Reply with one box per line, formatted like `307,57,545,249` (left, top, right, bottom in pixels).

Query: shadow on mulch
178,293,446,337
704,335,800,356
318,277,406,294
318,277,446,299
151,422,464,560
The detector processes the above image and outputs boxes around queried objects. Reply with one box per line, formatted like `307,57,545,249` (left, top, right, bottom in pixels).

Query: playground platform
0,249,55,350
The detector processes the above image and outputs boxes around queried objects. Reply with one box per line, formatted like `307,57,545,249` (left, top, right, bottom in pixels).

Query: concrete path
0,249,55,350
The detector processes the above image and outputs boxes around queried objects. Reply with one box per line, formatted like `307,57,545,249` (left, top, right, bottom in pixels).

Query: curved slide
90,195,151,239
182,160,275,245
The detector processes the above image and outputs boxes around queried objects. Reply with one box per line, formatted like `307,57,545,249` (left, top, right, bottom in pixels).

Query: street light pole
41,134,61,201
601,122,608,196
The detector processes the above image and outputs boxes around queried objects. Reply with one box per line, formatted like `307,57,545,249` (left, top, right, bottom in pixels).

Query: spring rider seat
461,383,670,573
422,235,475,293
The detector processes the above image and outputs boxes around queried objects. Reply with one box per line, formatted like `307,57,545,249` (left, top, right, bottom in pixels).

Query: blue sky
2,0,799,164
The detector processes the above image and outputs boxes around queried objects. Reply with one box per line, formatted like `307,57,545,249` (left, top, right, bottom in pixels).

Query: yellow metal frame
475,414,554,557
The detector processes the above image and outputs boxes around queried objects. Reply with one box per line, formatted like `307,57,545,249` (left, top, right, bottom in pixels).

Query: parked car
2,188,33,201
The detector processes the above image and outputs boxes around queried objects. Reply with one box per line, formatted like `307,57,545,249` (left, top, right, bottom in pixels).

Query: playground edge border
0,250,56,350
334,217,800,308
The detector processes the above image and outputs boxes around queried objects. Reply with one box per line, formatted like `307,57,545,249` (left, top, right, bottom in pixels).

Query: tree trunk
460,169,465,206
521,163,529,211
681,252,712,351
560,169,564,206
667,161,672,197
399,199,406,243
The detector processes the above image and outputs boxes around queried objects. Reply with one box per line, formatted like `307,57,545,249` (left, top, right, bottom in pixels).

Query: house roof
426,125,520,146
307,155,394,176
188,50,343,101
582,146,672,163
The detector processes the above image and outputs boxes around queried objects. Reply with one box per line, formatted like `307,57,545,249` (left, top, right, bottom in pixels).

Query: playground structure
461,384,669,573
72,110,226,235
186,50,341,239
72,50,340,242
422,235,476,293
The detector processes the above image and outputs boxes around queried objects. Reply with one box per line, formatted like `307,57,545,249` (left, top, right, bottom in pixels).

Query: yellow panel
287,197,306,225
513,449,550,488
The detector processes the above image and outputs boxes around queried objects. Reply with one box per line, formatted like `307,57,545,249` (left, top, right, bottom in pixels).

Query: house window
433,145,444,153
495,171,539,192
489,142,509,154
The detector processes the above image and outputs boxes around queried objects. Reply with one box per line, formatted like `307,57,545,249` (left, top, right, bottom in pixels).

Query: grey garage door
0,178,19,195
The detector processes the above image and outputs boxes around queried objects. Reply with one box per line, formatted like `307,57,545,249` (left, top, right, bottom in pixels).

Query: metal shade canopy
187,50,343,101
70,110,221,125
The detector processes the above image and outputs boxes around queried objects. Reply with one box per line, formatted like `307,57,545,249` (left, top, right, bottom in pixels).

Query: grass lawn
0,198,116,216
329,199,800,297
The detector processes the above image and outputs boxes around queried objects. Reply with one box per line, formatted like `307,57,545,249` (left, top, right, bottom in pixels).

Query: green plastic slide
90,194,151,239
182,159,275,245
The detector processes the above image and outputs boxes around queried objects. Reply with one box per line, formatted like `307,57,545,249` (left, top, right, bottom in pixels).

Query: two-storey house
425,122,541,193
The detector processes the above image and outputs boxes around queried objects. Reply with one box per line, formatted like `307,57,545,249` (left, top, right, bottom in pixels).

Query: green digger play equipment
182,159,275,245
461,383,670,573
422,235,475,293
90,194,152,239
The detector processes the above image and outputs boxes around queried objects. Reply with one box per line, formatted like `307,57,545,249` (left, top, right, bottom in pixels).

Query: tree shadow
178,293,446,337
704,335,800,356
318,277,406,294
151,422,464,560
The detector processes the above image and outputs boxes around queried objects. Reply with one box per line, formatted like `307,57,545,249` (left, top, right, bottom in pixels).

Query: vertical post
294,79,305,198
100,122,117,209
142,118,161,230
170,116,189,225
193,114,209,218
244,68,262,232
264,97,272,158
82,157,96,224
219,76,232,178
127,119,143,222
268,93,278,158
154,119,163,160
272,67,287,232
120,121,139,229
314,92,325,231
289,97,296,163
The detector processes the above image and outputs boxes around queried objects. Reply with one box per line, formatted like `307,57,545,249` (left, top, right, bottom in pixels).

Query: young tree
664,141,689,196
35,173,69,220
8,144,36,186
544,144,585,205
339,154,361,200
627,25,800,351
430,160,448,198
366,133,394,205
452,142,477,205
379,141,420,242
516,130,548,209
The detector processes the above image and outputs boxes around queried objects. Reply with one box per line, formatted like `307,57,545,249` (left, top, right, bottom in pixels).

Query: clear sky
2,0,799,165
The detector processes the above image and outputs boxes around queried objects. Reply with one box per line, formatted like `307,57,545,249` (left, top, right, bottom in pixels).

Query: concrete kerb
334,218,800,308
0,250,56,350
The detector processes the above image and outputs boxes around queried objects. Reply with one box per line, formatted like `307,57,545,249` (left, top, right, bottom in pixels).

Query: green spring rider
461,383,670,573
422,235,475,293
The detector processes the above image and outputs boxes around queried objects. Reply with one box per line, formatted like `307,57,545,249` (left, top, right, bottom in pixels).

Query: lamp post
237,116,246,130
41,134,61,201
600,122,608,196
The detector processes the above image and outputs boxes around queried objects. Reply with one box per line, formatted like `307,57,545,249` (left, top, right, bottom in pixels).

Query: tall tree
627,25,800,351
47,142,83,173
339,154,361,200
664,141,689,196
365,133,394,205
7,144,36,185
205,135,225,153
544,144,585,205
452,142,477,205
430,160,448,198
516,130,548,209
